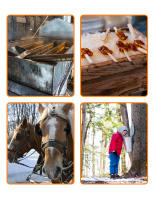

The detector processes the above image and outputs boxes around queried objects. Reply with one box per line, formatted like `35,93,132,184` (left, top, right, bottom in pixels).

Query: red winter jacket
109,132,123,155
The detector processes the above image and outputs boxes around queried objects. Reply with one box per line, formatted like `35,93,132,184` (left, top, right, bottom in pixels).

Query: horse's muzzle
43,166,62,180
8,153,16,163
53,167,62,179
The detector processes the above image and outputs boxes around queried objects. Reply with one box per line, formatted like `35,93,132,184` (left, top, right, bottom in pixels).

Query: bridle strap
61,161,73,183
39,112,71,157
42,139,67,155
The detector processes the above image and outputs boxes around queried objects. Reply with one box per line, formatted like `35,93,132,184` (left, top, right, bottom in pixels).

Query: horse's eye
64,128,68,133
16,133,22,140
35,124,42,136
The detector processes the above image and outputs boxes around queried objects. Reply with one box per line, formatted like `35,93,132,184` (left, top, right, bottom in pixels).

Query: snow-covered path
8,150,51,184
81,176,147,184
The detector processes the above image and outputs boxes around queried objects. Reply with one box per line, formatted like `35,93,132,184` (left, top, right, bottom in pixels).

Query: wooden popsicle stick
124,50,132,62
103,28,110,41
127,24,137,38
107,53,118,62
137,47,147,54
113,27,117,33
84,54,93,64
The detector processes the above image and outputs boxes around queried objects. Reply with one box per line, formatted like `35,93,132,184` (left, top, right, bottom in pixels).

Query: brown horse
8,117,42,165
35,103,73,183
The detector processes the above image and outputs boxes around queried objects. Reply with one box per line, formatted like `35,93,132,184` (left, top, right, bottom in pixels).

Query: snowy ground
81,176,147,184
8,150,51,184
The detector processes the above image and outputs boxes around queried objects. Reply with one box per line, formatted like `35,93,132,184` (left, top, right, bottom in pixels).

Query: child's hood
118,126,128,135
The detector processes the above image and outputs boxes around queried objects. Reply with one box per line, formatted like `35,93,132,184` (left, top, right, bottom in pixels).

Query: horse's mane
37,105,73,138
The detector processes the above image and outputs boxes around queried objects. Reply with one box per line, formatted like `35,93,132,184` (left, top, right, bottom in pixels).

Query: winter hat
118,126,128,135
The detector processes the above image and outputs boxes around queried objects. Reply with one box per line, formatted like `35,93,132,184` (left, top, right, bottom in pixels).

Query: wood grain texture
81,56,147,96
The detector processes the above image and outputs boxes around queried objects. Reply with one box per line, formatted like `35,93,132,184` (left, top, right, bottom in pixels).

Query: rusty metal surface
44,42,66,54
26,53,73,62
16,41,55,59
18,40,44,50
32,41,55,56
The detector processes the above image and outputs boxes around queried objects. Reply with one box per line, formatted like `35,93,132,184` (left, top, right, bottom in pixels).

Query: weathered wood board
81,55,147,96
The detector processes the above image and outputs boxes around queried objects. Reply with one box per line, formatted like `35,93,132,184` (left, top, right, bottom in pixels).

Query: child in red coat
109,126,128,178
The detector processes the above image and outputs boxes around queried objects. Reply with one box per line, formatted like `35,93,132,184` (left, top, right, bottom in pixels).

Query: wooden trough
8,37,73,96
81,28,147,96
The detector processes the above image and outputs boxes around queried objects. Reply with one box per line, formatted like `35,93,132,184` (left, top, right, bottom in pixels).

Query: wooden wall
8,16,64,41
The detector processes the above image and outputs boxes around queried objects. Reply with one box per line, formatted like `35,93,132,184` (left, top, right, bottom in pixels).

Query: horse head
8,117,35,163
35,104,73,182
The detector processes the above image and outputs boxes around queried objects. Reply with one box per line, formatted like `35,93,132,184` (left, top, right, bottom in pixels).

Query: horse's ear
22,117,27,128
38,104,45,114
62,103,72,114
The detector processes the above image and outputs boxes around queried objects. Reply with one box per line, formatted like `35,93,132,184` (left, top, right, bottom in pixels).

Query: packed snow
81,31,147,66
8,150,51,184
81,176,147,184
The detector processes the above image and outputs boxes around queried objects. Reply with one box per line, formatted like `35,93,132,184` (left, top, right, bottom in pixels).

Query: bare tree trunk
85,153,89,177
81,103,87,175
81,104,94,176
102,135,107,174
92,128,95,177
31,104,36,124
117,105,126,174
100,133,104,176
126,103,147,177
120,103,133,166
121,150,127,174
120,103,130,133
81,104,87,153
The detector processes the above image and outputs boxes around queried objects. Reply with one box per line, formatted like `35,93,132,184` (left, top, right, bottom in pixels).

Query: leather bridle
36,113,71,160
42,139,68,158
35,111,73,183
8,127,32,163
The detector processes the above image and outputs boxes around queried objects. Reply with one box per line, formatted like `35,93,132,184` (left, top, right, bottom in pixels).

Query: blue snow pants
109,153,120,174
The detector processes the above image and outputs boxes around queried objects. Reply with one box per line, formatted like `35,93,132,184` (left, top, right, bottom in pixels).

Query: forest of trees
81,103,147,178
